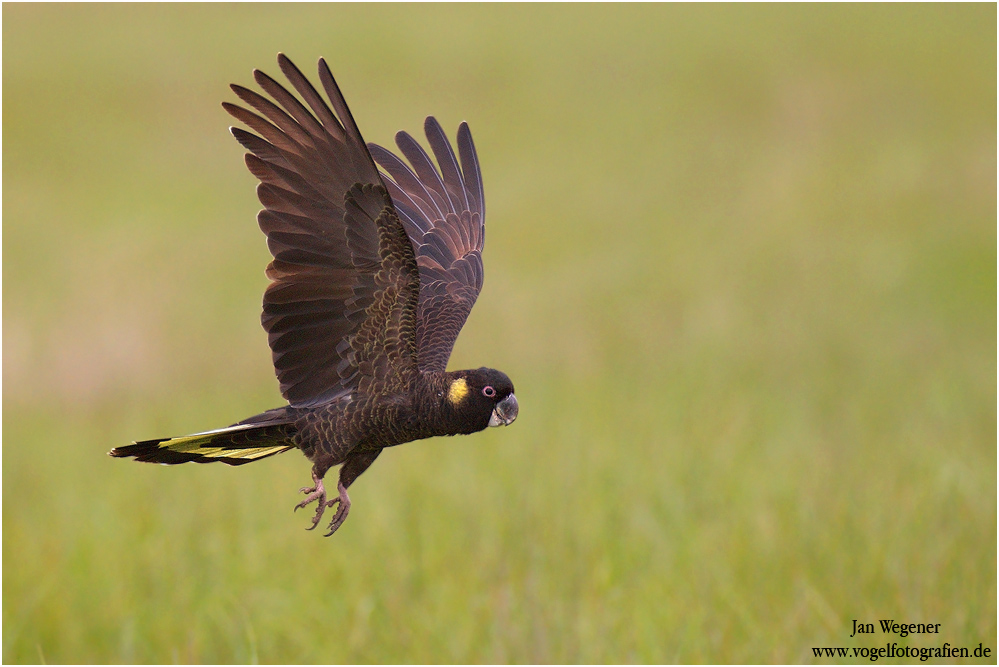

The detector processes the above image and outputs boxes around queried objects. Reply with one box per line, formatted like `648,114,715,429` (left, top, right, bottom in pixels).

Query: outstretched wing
367,118,486,373
224,54,419,408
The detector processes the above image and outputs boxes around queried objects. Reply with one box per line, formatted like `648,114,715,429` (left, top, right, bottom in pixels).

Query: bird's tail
109,412,297,466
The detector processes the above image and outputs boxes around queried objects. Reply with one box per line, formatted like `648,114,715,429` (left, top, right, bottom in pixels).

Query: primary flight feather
110,54,517,537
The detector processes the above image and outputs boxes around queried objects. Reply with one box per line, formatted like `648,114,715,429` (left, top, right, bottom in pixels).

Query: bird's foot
324,481,351,537
294,470,333,531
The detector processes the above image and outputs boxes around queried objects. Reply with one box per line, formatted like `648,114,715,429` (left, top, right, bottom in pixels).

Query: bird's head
445,368,518,432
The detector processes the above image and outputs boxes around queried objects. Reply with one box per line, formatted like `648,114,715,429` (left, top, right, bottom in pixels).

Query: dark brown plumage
110,54,517,537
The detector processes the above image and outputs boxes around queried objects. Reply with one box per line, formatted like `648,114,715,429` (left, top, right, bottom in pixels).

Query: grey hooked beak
488,393,519,427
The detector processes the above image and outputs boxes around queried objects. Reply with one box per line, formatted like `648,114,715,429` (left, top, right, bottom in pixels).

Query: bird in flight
110,54,518,537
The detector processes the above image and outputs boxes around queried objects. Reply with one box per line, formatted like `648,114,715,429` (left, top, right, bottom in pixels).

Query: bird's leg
322,448,382,537
324,481,351,537
294,467,334,531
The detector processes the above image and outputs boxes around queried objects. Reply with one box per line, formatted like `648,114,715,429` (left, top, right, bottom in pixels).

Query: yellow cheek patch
448,378,470,404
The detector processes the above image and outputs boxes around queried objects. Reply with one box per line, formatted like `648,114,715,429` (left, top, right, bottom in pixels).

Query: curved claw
324,481,351,537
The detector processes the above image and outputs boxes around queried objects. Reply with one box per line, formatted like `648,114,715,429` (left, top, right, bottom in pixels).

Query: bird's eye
482,386,496,398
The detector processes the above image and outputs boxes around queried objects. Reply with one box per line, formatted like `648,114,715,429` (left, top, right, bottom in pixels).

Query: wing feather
457,122,484,220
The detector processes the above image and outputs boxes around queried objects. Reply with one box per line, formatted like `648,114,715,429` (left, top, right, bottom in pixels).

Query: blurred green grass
3,4,995,663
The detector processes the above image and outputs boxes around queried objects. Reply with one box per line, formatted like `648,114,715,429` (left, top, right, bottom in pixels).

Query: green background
3,4,995,663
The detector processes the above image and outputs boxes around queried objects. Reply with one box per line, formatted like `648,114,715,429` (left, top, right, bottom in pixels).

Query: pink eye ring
482,386,496,398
